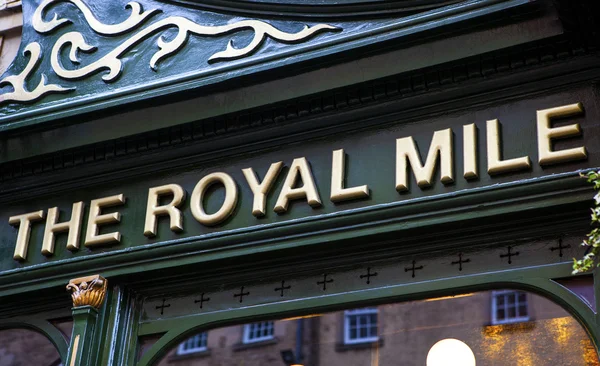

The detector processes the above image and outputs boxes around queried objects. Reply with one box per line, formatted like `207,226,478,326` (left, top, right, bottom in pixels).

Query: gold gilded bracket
66,274,107,309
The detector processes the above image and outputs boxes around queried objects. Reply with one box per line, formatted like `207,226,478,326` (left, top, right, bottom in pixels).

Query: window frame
491,290,530,325
176,332,208,355
343,307,379,344
242,321,275,344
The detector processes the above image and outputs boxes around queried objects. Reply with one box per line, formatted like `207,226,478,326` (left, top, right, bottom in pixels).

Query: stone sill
232,337,279,351
335,338,384,352
168,349,211,362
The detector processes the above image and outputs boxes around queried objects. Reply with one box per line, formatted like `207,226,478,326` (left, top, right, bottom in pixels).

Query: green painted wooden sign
0,85,597,280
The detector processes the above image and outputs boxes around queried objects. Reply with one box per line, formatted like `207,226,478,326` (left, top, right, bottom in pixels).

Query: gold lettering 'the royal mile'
85,194,126,247
463,124,478,179
9,210,44,261
537,103,587,166
396,128,454,192
144,184,186,237
486,119,531,175
331,149,369,203
42,202,84,255
274,157,322,213
191,172,238,226
243,162,283,217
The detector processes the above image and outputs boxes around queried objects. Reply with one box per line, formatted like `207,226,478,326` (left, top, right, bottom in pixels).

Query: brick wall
0,328,61,366
0,0,21,75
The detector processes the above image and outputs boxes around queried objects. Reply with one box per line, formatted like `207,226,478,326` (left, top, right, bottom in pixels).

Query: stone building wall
0,0,21,75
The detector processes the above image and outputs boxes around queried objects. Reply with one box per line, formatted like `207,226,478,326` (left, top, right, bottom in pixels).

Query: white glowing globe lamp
426,338,476,366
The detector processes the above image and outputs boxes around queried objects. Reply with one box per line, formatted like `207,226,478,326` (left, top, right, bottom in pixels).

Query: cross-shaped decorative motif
274,280,291,297
317,273,334,291
234,286,250,303
500,246,520,264
405,260,424,278
360,267,378,284
155,299,171,315
550,238,571,258
451,253,470,271
194,293,211,309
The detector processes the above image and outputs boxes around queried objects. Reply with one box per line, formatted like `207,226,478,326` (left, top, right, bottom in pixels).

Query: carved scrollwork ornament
0,0,339,104
66,274,108,309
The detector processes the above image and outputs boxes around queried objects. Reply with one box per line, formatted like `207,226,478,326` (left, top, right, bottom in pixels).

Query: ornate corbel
66,274,107,309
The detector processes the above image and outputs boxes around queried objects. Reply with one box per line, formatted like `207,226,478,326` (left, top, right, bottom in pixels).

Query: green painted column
64,275,108,366
66,306,100,366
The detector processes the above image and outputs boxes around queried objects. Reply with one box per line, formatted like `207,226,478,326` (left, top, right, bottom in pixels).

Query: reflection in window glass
153,290,599,366
243,321,275,343
344,308,378,344
0,328,62,366
492,290,529,324
178,333,208,355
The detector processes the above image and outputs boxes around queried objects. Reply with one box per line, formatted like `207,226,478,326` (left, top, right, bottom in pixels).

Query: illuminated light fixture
426,338,476,366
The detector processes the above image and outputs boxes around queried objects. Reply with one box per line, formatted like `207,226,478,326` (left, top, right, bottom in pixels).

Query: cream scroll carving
0,42,72,103
1,0,340,103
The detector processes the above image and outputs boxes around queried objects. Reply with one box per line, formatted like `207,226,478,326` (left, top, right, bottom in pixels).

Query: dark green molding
65,306,100,366
163,0,464,18
0,0,532,131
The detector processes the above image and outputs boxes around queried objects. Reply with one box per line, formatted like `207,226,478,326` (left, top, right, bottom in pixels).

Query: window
154,290,599,365
344,308,379,344
492,290,529,324
243,321,275,343
177,332,208,355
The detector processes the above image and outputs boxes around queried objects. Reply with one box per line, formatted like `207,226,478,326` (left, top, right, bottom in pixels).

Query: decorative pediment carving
0,0,531,130
1,0,339,104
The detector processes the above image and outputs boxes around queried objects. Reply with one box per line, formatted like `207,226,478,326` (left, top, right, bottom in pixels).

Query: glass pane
495,296,503,307
519,305,528,317
151,289,599,365
0,328,61,365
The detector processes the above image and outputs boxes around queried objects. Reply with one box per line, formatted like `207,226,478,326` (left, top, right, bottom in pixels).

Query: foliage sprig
572,170,600,274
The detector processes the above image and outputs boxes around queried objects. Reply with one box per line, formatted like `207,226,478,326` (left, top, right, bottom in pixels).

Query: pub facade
0,0,599,365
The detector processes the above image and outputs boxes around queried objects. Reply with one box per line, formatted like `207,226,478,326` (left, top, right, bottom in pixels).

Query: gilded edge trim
69,334,80,366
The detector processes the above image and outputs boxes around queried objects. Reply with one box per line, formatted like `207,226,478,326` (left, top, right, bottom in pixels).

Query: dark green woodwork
163,0,464,18
0,0,565,164
66,306,101,366
0,83,598,280
135,264,600,366
0,0,599,364
0,0,532,130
